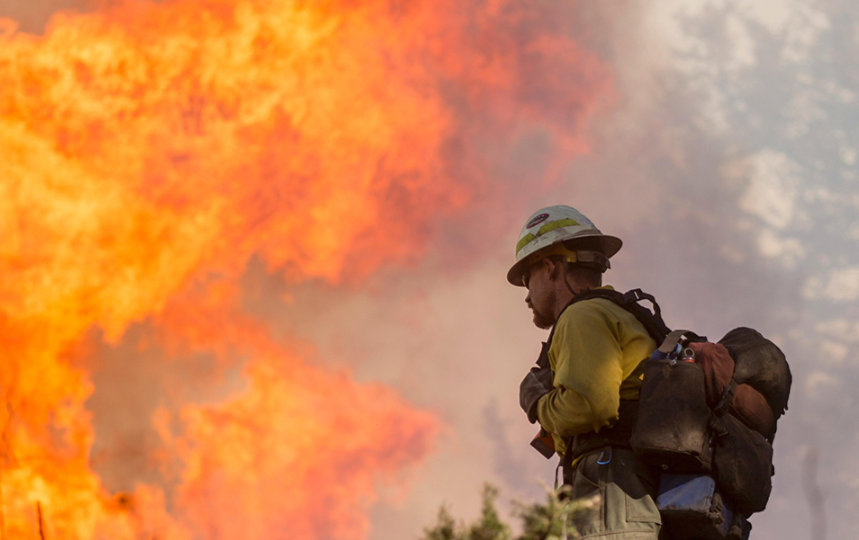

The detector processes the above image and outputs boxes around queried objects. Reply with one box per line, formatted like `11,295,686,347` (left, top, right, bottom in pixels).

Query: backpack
566,288,791,533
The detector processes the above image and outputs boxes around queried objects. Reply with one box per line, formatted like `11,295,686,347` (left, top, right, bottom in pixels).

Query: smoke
509,2,858,538
2,0,854,538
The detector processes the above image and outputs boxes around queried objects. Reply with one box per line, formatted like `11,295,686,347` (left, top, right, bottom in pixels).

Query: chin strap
563,272,592,300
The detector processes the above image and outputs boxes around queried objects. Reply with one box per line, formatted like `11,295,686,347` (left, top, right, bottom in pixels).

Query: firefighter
512,205,663,538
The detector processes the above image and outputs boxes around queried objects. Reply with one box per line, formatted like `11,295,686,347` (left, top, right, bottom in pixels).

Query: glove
520,342,554,424
520,366,553,424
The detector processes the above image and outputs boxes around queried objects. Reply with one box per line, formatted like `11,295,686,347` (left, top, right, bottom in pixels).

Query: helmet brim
506,234,622,286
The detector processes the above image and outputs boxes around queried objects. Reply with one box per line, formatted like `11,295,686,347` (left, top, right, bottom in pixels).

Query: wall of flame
0,0,610,537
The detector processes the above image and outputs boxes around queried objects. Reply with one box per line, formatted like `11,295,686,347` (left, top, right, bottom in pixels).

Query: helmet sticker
526,213,550,228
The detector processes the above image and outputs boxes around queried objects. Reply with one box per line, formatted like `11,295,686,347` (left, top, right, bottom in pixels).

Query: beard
532,307,555,329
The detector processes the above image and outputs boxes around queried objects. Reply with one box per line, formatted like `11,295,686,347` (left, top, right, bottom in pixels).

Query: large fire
0,0,609,538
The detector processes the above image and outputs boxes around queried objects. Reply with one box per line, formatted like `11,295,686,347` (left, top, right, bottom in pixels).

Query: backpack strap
564,288,671,344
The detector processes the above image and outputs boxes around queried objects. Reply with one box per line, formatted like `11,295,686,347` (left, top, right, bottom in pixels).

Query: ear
545,258,564,280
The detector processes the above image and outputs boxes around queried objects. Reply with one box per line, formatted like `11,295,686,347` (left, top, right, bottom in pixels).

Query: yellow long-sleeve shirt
536,286,657,457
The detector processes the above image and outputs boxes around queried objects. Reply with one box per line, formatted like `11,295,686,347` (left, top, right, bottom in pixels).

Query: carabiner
597,446,613,465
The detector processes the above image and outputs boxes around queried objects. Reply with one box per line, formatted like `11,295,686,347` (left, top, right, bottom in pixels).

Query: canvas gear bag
629,330,715,473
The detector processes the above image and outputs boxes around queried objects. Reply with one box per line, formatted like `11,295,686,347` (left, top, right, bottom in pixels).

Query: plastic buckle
623,289,644,304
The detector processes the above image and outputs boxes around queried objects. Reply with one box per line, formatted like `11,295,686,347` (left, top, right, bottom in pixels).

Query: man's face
523,259,556,330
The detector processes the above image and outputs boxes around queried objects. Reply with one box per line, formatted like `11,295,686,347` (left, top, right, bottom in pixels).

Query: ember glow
0,0,609,538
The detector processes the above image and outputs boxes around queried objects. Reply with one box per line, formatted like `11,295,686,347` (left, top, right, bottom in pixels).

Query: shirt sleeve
535,301,625,437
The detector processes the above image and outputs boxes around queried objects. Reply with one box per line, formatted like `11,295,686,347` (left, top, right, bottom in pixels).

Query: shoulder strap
561,288,672,344
545,287,671,374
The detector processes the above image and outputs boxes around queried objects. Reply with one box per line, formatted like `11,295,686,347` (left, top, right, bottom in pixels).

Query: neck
551,286,576,322
552,279,601,322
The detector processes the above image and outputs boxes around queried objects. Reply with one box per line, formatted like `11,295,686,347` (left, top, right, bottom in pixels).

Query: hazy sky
1,1,856,539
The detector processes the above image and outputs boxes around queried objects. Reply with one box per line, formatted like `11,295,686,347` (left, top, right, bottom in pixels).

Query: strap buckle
623,288,662,318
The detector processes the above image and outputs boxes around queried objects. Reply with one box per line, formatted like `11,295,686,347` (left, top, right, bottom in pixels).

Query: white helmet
507,205,622,286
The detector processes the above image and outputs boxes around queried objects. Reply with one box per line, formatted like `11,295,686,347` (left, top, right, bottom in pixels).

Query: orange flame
0,0,610,537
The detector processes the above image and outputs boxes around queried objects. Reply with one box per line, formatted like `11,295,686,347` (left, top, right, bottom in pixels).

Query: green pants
566,446,662,539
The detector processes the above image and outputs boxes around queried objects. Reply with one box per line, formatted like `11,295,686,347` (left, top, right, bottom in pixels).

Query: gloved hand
520,342,554,424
